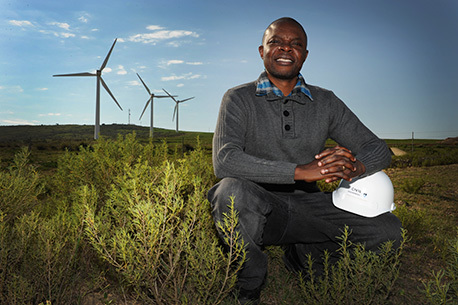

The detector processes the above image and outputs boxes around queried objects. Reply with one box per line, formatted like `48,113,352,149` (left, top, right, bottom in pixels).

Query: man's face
259,21,308,81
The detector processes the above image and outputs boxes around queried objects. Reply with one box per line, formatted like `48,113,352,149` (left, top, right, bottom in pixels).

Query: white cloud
167,60,184,65
36,88,48,91
127,25,199,45
127,80,140,86
1,119,36,125
78,15,89,23
117,65,127,75
187,61,203,65
103,68,113,73
39,113,61,117
60,32,76,38
161,73,203,81
9,20,34,27
0,85,24,93
49,22,70,31
177,83,184,87
146,25,164,31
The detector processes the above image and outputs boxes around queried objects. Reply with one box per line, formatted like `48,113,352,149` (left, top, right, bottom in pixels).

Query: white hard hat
332,171,396,218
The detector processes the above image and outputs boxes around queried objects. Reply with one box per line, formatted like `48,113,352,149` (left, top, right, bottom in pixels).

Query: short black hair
262,17,308,46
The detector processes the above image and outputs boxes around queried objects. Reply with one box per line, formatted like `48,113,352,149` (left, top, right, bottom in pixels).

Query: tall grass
0,133,456,304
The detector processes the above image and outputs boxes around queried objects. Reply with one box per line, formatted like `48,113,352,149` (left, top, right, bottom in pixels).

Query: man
208,17,401,304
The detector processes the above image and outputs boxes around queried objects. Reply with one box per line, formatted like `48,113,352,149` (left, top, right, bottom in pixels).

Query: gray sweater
212,80,391,185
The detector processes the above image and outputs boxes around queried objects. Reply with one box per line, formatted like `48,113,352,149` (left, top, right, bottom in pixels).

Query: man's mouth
276,57,293,63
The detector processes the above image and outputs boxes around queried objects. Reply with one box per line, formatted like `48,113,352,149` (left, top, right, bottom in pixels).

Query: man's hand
294,146,366,183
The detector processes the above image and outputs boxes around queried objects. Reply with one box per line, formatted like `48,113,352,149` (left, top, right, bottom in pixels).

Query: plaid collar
255,71,313,100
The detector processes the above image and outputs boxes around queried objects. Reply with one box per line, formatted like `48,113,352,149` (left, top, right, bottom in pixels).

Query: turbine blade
172,104,178,121
136,73,151,95
179,97,195,103
100,38,117,71
162,88,178,103
139,97,152,120
155,95,177,98
100,76,123,110
53,72,96,77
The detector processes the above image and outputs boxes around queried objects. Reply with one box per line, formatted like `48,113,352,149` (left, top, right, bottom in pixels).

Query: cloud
39,113,61,117
167,60,184,65
146,25,164,31
177,84,184,87
9,20,34,27
78,14,89,23
117,65,127,75
0,85,24,93
36,88,48,91
49,22,70,30
161,73,203,81
127,80,140,86
187,61,203,65
1,119,36,125
127,25,199,45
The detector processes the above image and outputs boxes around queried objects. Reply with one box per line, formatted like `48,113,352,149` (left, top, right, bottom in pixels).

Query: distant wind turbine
137,73,175,138
162,88,194,133
53,39,123,140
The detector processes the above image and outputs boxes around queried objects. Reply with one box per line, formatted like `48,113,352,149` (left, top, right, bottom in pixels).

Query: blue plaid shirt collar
255,71,313,101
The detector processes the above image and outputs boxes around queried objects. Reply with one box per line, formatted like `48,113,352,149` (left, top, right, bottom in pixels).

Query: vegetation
0,125,456,304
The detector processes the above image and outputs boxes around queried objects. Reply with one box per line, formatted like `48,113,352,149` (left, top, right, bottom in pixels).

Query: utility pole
128,109,131,125
411,131,414,153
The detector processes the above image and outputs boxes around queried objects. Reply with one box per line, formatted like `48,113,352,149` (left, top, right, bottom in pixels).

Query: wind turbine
162,88,194,133
53,39,123,140
136,73,175,138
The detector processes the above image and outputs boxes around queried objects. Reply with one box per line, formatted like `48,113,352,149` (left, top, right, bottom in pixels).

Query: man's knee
208,177,247,212
380,212,403,249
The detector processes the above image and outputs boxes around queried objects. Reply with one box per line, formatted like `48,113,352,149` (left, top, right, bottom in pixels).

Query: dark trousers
207,177,402,291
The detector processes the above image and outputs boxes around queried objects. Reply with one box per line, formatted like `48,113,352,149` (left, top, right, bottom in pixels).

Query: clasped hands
294,146,366,183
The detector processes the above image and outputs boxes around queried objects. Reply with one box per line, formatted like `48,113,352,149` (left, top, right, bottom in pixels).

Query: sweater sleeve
326,93,391,176
212,88,297,184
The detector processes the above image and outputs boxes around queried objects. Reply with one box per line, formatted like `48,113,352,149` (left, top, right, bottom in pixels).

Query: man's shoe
237,287,261,305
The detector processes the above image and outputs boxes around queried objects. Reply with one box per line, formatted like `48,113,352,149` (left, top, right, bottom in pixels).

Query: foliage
83,160,245,304
422,232,458,304
390,146,458,168
298,226,406,305
0,133,457,304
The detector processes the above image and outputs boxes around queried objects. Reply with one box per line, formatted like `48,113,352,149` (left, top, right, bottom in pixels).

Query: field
0,124,457,304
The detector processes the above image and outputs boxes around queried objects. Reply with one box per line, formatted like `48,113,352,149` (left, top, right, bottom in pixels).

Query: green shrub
422,231,458,304
400,178,425,194
299,226,406,305
83,161,245,304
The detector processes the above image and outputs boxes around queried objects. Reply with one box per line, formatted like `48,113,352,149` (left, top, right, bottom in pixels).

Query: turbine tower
53,39,123,140
162,88,194,133
136,73,175,138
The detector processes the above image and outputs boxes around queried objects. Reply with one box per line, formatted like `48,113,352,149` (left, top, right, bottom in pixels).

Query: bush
422,231,458,304
83,160,245,304
299,226,406,305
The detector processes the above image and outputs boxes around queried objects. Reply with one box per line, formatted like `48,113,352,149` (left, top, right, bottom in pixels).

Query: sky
1,0,457,139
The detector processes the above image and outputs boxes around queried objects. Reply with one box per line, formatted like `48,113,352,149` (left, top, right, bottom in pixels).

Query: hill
0,124,212,143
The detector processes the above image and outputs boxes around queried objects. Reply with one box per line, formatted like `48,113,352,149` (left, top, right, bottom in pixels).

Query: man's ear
258,45,264,59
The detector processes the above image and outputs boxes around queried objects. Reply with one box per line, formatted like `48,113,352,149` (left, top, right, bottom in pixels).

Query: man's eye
268,40,279,44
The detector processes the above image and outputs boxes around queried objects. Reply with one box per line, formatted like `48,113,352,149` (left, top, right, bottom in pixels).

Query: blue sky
1,0,457,139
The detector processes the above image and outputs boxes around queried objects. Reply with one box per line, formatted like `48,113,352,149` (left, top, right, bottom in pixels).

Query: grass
0,125,457,304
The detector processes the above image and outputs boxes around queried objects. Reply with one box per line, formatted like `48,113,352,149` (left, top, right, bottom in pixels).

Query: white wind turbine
136,73,175,138
162,88,194,133
53,39,123,140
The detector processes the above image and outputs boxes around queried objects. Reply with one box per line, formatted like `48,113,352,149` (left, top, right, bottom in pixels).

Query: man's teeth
277,58,292,62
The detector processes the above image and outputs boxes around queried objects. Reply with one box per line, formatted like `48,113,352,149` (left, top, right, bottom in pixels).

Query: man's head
259,17,309,81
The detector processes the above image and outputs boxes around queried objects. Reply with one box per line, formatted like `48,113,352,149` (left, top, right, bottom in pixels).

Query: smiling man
208,17,401,304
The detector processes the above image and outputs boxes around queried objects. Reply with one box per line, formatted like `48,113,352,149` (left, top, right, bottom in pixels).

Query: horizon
1,0,457,140
0,123,454,141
